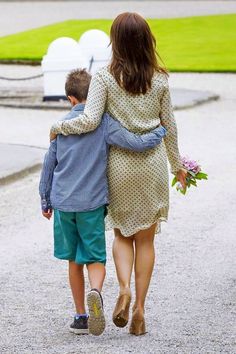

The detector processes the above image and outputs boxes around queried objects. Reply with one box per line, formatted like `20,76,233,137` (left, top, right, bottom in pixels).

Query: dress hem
106,215,167,238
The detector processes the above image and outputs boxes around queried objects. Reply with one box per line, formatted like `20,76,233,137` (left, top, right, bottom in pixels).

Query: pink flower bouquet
172,157,208,195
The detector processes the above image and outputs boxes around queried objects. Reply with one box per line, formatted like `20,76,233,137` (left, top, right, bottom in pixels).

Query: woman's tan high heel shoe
129,309,147,336
112,290,131,327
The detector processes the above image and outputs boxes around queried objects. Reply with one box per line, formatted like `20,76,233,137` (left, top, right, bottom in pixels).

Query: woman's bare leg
112,228,134,293
133,223,156,314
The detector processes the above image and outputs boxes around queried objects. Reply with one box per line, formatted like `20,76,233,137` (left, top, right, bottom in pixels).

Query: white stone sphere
46,37,81,58
78,30,111,60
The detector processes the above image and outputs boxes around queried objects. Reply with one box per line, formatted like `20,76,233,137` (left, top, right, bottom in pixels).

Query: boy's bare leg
87,263,106,292
69,261,86,314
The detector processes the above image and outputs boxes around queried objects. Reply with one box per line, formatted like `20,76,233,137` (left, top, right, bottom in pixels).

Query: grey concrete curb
0,95,220,111
174,93,219,110
0,89,220,111
0,163,42,186
0,143,46,186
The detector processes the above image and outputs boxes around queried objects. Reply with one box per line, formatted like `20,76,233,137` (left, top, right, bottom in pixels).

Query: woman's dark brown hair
110,12,168,95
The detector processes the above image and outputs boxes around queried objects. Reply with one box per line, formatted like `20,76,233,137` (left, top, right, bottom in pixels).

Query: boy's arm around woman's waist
103,114,167,152
39,139,58,211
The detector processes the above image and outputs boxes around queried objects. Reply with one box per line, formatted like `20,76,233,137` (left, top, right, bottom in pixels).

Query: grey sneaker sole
87,290,106,336
69,327,89,335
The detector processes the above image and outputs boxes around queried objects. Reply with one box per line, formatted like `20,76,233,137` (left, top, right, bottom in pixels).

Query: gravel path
0,1,236,36
0,74,236,353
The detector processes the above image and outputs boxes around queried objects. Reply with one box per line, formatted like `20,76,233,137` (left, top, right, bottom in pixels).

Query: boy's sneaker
69,315,89,335
87,289,106,336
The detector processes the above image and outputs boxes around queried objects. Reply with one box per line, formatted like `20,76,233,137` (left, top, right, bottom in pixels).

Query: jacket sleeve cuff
41,198,52,212
51,121,62,134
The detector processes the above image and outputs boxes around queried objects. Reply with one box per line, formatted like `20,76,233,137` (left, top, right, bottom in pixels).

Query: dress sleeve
160,80,183,174
51,71,107,135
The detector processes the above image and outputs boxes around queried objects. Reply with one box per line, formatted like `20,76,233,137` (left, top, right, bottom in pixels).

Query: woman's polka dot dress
52,66,183,237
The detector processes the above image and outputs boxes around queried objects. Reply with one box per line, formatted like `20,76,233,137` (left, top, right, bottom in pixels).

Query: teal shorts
53,206,107,265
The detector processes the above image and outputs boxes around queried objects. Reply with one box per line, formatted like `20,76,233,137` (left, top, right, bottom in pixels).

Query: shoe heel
129,310,146,336
119,294,130,312
113,293,131,328
129,319,146,336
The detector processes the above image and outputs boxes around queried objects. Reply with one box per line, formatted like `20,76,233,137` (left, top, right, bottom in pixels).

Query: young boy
39,69,166,336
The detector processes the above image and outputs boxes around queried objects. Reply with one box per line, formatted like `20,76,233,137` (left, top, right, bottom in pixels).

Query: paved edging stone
0,163,42,186
0,88,220,111
0,143,46,185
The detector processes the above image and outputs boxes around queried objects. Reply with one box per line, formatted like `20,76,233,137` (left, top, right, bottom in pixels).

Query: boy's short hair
65,69,91,101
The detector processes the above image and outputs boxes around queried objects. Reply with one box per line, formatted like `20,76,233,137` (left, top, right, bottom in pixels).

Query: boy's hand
42,209,53,220
152,124,167,137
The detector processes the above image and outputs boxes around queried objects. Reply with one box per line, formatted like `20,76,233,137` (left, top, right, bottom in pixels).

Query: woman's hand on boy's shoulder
50,132,57,141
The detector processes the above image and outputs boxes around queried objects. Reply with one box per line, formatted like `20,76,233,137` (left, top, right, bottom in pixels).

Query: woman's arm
51,71,107,136
160,80,183,174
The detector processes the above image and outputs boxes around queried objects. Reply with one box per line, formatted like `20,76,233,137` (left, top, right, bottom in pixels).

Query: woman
50,12,187,335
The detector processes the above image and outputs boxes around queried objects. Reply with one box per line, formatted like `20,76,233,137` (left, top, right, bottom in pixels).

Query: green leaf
195,175,201,180
171,176,177,187
188,171,196,177
190,180,197,187
201,173,208,180
180,187,187,195
196,172,208,180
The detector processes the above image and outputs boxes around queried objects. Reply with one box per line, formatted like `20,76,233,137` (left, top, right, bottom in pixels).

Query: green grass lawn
0,14,235,72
